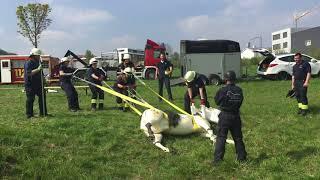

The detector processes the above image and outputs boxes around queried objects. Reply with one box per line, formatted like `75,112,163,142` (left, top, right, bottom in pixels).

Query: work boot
91,103,97,111
70,109,77,112
301,110,307,116
98,103,104,110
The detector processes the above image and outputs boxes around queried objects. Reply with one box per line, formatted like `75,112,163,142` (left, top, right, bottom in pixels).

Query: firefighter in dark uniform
87,58,105,111
59,57,80,112
118,54,134,72
292,52,311,116
183,71,210,114
24,48,48,118
157,53,173,101
114,67,136,111
213,70,247,164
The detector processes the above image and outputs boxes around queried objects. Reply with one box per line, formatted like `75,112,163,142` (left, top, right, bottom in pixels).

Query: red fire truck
0,55,59,84
99,39,166,79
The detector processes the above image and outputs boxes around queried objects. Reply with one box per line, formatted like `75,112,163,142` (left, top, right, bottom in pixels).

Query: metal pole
40,56,46,116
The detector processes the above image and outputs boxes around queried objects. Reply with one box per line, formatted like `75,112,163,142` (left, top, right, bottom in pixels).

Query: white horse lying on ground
140,106,234,152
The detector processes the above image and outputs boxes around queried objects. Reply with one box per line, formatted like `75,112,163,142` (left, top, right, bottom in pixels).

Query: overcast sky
0,0,319,57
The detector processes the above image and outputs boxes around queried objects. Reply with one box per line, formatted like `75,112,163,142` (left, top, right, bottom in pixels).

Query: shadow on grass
307,105,320,115
252,152,269,165
286,146,318,161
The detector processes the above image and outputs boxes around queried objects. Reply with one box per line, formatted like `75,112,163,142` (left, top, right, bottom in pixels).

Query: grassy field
1,77,320,179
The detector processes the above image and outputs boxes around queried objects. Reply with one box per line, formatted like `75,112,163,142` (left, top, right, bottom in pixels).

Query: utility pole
249,35,263,48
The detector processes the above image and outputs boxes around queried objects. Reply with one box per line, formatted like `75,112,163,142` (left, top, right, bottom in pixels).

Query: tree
16,3,52,48
84,50,95,64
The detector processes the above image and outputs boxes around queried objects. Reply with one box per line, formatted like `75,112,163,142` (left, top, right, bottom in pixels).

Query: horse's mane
165,111,180,128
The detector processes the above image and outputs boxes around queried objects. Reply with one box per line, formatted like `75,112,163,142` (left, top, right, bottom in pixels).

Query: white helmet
89,57,98,65
60,57,69,63
29,48,42,56
184,71,196,82
123,67,133,74
123,54,130,60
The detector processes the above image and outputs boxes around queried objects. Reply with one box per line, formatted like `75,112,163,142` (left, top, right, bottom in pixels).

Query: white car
255,49,320,80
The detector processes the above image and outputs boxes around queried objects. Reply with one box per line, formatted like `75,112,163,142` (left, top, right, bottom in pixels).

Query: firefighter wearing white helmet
113,67,137,111
24,48,48,118
118,53,134,72
59,57,80,112
87,57,105,111
183,71,210,114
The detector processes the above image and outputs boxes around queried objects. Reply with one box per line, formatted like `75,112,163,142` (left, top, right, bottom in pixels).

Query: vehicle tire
209,74,221,86
277,71,290,80
145,68,156,80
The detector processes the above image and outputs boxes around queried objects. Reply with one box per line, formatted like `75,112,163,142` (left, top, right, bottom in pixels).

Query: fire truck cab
99,39,166,79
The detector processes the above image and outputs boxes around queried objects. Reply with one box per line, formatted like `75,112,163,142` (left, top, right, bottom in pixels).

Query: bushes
241,57,263,66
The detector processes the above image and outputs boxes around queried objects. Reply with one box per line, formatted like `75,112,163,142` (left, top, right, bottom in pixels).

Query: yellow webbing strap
101,81,143,116
95,84,155,110
135,76,191,117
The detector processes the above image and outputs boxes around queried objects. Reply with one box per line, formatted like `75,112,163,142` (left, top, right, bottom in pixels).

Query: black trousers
184,88,210,114
158,77,173,100
115,88,128,104
294,80,308,109
214,112,247,162
61,82,79,110
25,87,47,117
89,84,104,102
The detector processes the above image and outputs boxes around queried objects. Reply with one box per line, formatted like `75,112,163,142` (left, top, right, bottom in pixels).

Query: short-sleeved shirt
118,61,135,71
59,64,74,83
187,74,206,95
293,60,311,81
157,60,173,79
87,67,104,85
24,59,41,89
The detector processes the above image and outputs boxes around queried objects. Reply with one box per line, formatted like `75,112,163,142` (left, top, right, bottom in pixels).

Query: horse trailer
180,40,241,85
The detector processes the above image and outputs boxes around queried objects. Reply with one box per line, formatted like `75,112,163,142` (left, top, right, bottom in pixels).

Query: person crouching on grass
113,67,136,111
87,58,105,111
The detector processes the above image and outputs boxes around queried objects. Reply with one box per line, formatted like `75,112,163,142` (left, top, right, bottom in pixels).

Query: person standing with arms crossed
292,52,311,116
157,53,173,101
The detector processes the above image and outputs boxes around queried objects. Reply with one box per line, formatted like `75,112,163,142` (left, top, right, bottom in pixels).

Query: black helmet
224,71,236,82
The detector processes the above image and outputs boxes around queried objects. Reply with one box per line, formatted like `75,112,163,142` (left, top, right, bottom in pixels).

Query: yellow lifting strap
134,76,191,117
101,81,143,116
95,84,156,110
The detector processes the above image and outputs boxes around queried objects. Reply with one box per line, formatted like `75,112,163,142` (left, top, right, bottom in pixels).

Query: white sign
305,40,312,46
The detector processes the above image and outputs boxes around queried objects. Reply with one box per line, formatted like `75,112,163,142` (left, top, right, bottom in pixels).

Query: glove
190,98,195,105
286,89,296,98
37,64,43,71
190,103,196,115
200,99,206,105
200,104,206,118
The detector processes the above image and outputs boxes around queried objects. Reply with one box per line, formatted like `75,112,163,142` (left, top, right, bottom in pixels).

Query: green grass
1,78,320,179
